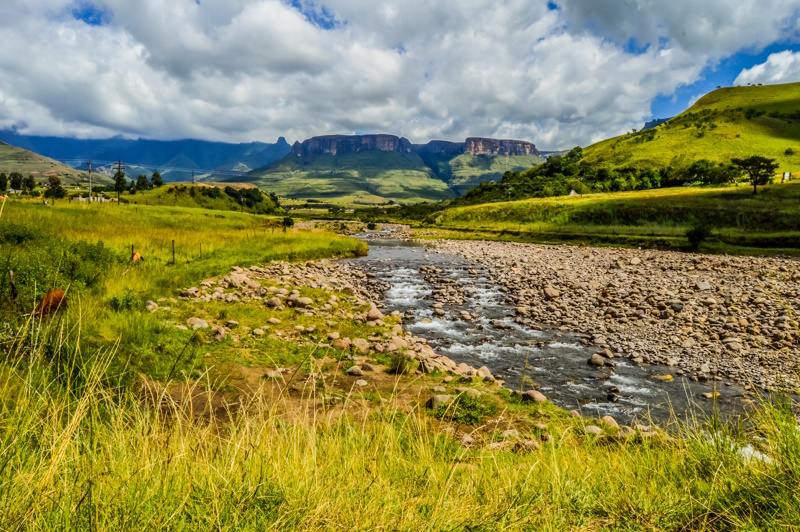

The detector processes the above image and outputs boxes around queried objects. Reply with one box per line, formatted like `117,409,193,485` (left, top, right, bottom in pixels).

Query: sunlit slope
582,82,800,172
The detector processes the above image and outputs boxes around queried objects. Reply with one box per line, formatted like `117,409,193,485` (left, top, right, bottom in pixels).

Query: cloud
0,0,798,149
735,50,800,85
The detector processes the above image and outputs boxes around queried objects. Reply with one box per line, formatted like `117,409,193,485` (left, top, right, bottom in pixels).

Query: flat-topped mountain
465,137,540,157
291,135,413,157
244,134,544,203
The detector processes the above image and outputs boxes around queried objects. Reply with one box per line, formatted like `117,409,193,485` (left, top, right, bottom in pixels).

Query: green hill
0,142,98,185
446,154,544,194
583,82,800,171
123,183,281,214
246,151,458,204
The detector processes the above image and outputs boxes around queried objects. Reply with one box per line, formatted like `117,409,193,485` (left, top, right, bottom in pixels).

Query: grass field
582,82,800,171
117,184,279,214
422,180,800,254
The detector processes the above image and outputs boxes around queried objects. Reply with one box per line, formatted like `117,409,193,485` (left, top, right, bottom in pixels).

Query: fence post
172,240,176,265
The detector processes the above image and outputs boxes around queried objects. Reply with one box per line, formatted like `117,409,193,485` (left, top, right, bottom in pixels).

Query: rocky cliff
291,135,413,157
464,137,540,157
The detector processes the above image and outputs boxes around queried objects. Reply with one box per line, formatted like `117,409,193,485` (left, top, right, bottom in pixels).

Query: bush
366,222,378,230
434,395,497,425
686,224,712,251
386,354,417,375
108,290,139,312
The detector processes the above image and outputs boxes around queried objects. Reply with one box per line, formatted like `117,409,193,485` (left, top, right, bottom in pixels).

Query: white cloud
735,50,800,85
0,0,798,148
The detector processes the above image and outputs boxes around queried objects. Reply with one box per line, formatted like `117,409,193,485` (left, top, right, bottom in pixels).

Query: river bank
429,239,800,392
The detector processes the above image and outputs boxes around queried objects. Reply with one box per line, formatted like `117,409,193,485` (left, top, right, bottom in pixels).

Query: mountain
245,134,543,203
0,142,99,185
0,131,292,182
642,118,671,130
582,82,800,172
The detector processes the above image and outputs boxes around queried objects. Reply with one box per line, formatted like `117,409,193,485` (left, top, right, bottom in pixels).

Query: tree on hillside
44,176,67,202
136,174,150,190
731,156,779,195
151,171,163,188
9,172,22,191
22,175,37,193
0,173,7,191
114,168,127,202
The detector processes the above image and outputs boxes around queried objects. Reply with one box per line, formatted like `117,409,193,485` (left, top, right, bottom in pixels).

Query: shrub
366,222,378,230
434,395,497,425
386,354,418,375
108,290,139,312
686,224,712,251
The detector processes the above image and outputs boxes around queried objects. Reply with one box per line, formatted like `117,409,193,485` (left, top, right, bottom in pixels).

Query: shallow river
351,237,752,425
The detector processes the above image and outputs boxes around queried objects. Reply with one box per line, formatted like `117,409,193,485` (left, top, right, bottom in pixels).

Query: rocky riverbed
430,240,800,391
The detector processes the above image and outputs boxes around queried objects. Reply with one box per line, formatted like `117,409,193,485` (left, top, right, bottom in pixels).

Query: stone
568,410,581,418
367,307,385,321
327,332,340,341
695,281,712,291
521,390,548,404
186,317,209,330
226,320,239,329
355,379,368,387
588,353,606,367
460,434,475,446
515,439,542,452
332,338,351,350
252,328,265,336
426,395,454,410
296,297,314,308
266,297,282,308
268,317,281,325
702,391,721,400
352,338,370,353
361,363,377,372
601,416,619,429
543,286,560,300
584,425,603,436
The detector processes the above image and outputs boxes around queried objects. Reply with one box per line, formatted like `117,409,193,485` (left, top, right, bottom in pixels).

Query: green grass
425,180,800,254
0,143,94,185
121,184,278,214
448,154,544,193
583,81,800,172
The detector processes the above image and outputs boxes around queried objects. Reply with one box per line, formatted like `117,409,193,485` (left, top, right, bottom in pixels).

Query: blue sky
1,0,799,147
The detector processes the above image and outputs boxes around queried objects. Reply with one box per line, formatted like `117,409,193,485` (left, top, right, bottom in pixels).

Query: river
351,237,753,425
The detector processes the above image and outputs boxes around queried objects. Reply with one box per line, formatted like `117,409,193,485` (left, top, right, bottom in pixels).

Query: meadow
1,197,800,530
423,181,800,255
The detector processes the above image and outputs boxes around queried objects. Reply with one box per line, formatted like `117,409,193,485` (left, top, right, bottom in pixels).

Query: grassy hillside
119,183,281,214
0,143,97,184
447,154,544,193
425,181,800,254
583,82,800,171
247,151,457,204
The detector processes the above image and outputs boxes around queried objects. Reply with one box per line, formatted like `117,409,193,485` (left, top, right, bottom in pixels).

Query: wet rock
588,353,606,367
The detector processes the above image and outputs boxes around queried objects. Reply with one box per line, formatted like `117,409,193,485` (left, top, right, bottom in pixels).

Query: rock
521,390,548,404
347,365,365,376
695,281,712,291
543,286,560,300
584,425,603,436
702,391,721,400
516,306,529,316
296,297,314,308
327,332,340,341
352,338,370,353
332,338,351,350
456,387,482,399
501,429,519,440
601,416,619,429
426,395,454,410
146,300,158,312
266,297,282,308
355,379,368,387
213,326,226,342
460,434,475,446
568,410,581,418
630,257,641,266
588,353,606,367
361,363,377,372
186,317,209,330
226,320,239,329
432,386,447,393
268,317,281,325
367,307,385,321
515,439,542,452
253,328,265,336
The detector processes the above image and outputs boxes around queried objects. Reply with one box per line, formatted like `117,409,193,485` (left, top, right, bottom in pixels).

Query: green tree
282,216,295,233
9,172,22,190
731,156,779,195
22,175,37,193
0,173,7,191
114,169,127,202
151,171,163,187
44,176,67,202
136,174,150,190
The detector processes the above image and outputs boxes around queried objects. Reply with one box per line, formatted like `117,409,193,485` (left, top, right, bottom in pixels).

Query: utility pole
116,160,125,204
192,170,196,185
86,160,92,203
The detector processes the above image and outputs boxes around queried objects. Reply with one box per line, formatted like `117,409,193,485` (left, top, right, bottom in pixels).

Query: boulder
367,307,385,321
584,425,603,436
588,353,606,367
426,395,454,410
543,286,560,300
296,297,314,308
521,390,548,404
266,297,282,308
347,366,365,376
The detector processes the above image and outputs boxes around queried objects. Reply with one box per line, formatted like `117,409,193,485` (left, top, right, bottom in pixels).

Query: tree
282,216,294,233
44,176,67,202
9,172,22,191
136,174,150,190
22,175,37,193
0,173,7,191
114,169,127,202
151,171,163,188
731,156,779,195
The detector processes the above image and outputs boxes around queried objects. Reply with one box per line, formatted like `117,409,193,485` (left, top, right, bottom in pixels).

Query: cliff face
464,137,540,157
414,140,465,156
291,135,412,157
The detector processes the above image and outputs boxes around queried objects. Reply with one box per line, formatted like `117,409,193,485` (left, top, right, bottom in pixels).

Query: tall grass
1,314,799,530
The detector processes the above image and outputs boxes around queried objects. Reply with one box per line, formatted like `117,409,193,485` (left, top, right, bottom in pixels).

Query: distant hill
642,118,671,130
0,143,100,185
244,134,543,203
0,131,292,182
583,82,800,172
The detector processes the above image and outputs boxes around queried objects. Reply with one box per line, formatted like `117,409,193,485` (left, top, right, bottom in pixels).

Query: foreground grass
422,181,800,255
1,321,799,530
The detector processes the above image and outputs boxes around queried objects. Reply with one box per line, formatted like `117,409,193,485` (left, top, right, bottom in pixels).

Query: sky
1,1,800,149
